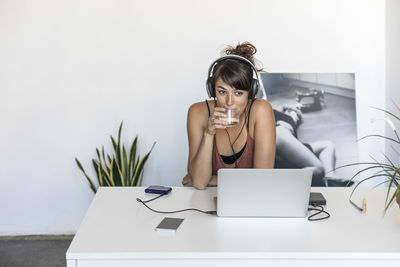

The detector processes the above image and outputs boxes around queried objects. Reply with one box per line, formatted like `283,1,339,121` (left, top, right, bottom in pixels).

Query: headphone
206,55,260,99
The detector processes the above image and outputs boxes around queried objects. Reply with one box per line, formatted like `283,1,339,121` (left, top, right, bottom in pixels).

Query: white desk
66,187,400,267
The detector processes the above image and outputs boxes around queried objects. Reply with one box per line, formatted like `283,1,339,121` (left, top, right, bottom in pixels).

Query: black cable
307,204,330,221
136,195,217,215
349,199,363,211
140,193,167,203
138,195,330,219
225,129,238,168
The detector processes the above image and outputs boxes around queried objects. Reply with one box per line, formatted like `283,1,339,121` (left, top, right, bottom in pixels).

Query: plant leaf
340,105,400,216
128,136,138,183
138,172,144,187
349,173,394,198
108,158,115,186
332,162,393,173
122,145,129,186
358,134,400,145
132,142,156,186
76,122,155,191
131,157,141,186
392,100,400,113
348,165,389,184
96,148,101,163
381,152,395,168
370,155,400,186
372,106,400,123
75,158,97,193
384,187,400,214
92,159,104,186
115,157,124,186
117,121,123,166
101,145,106,163
386,169,400,202
111,136,118,156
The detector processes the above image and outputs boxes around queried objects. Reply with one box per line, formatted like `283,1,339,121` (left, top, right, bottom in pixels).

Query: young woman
182,42,276,189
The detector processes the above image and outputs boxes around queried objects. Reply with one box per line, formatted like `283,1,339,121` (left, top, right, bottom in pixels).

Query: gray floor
0,236,73,267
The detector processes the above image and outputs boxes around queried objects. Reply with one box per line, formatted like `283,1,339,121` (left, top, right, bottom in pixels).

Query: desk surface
67,187,400,261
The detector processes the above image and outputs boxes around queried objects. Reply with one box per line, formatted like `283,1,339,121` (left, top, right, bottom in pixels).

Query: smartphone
155,217,184,233
145,185,172,195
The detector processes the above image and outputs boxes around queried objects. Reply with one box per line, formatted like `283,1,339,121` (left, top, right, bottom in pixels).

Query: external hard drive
309,192,327,206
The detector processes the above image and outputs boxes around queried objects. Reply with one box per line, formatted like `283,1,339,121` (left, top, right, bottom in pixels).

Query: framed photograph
259,73,358,186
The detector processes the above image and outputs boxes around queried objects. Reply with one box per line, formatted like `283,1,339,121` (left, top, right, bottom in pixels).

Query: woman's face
215,77,249,115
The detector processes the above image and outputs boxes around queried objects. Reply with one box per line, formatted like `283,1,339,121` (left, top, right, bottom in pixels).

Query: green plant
336,104,400,214
75,121,156,194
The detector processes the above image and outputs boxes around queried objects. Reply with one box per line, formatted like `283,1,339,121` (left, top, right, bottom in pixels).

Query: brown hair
224,42,257,66
211,42,259,92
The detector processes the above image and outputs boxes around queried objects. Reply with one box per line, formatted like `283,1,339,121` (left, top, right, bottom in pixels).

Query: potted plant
337,104,400,213
75,121,156,193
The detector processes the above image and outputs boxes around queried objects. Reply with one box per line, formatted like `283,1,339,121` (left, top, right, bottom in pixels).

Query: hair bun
224,42,257,64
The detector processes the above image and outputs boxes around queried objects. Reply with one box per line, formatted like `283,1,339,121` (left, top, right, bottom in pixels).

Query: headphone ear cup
206,79,215,98
249,78,259,99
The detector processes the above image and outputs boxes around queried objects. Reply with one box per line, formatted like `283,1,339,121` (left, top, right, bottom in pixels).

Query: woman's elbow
192,177,207,190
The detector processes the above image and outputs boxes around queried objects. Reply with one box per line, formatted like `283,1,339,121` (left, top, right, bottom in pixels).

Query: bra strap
205,99,211,117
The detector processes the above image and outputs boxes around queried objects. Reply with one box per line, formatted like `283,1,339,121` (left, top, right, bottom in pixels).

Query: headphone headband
206,55,259,99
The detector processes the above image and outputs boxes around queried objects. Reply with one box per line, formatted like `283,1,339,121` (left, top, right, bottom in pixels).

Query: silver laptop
217,168,312,217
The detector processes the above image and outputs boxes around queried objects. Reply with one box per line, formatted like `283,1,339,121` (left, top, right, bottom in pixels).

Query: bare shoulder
251,99,273,117
248,99,274,137
189,101,206,113
187,101,212,123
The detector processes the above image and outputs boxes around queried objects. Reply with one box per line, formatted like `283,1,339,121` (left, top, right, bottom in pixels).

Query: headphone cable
225,101,249,168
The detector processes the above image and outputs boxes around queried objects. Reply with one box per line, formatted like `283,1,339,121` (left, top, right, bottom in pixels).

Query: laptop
217,168,312,217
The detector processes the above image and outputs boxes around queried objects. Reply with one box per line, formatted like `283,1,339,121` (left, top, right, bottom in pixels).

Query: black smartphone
155,217,184,233
145,185,172,195
309,192,327,206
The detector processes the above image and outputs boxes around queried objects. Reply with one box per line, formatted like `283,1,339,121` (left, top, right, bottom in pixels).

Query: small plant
336,104,400,214
75,121,156,194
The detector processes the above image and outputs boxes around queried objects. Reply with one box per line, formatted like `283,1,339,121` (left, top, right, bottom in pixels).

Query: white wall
0,0,386,235
386,0,400,164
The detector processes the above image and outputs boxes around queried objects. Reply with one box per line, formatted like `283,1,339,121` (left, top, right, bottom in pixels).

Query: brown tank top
205,100,255,176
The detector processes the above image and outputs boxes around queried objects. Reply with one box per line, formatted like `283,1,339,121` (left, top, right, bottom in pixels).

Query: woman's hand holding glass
206,107,228,135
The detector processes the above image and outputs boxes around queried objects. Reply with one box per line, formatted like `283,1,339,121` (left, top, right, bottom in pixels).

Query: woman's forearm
188,131,214,189
182,174,218,187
